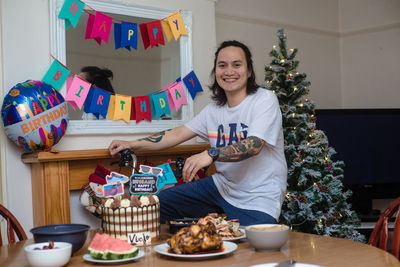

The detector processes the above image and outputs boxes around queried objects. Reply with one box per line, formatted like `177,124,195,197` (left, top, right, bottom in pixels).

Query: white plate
82,249,144,264
249,263,324,267
222,228,246,241
154,241,237,259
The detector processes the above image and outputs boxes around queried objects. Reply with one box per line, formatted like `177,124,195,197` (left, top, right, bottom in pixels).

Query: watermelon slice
88,233,139,260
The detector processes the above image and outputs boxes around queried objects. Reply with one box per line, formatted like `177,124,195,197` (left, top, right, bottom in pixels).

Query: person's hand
108,140,132,156
182,150,212,183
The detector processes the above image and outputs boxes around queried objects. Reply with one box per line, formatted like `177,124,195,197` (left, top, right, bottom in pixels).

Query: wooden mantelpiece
22,144,211,227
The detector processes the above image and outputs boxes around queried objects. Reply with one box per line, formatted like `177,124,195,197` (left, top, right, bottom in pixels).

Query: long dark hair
81,66,115,94
209,40,259,106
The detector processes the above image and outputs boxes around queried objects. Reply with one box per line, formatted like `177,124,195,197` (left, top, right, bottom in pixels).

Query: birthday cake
101,194,160,241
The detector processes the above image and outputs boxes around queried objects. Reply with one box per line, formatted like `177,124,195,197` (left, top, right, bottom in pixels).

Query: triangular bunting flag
85,12,112,45
58,0,85,30
134,96,152,123
147,20,165,48
65,75,91,110
167,12,188,40
42,59,71,91
183,71,203,99
168,81,188,111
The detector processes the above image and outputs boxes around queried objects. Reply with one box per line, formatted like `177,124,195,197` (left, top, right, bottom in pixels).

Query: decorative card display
106,171,129,184
42,60,71,91
156,163,177,190
103,181,124,198
129,174,159,195
58,0,85,29
128,232,151,245
139,165,164,176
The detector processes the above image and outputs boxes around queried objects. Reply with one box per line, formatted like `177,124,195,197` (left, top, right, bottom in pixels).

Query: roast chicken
167,221,223,254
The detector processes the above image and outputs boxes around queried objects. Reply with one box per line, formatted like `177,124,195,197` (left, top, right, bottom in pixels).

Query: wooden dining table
1,229,399,267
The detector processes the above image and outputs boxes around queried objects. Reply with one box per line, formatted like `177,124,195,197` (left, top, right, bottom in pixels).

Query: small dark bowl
30,224,90,255
168,218,199,234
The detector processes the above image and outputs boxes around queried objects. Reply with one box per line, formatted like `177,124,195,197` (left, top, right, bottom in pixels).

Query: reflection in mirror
66,11,181,120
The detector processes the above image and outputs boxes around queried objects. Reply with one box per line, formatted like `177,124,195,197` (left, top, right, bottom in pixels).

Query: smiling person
108,40,287,226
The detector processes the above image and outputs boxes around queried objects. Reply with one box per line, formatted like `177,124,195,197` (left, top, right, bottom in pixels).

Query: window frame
50,0,193,135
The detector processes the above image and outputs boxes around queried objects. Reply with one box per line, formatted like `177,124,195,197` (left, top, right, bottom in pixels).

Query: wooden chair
0,204,27,245
368,197,400,259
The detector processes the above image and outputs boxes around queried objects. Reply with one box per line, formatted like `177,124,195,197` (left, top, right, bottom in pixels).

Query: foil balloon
1,80,69,152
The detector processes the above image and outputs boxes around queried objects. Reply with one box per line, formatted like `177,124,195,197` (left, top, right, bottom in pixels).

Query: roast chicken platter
167,213,243,254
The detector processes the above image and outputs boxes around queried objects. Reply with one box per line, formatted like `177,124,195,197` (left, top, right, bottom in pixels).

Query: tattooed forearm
218,136,265,162
139,129,172,143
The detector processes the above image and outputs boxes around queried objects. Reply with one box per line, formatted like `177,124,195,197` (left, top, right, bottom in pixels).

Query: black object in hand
173,157,185,178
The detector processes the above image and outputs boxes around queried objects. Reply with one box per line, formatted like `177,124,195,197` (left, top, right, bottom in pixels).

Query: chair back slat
0,204,27,245
368,197,400,259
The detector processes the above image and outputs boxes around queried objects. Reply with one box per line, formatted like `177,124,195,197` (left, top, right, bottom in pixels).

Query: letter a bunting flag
85,12,113,45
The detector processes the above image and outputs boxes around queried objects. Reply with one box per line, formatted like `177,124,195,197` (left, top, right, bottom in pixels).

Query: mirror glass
66,11,181,120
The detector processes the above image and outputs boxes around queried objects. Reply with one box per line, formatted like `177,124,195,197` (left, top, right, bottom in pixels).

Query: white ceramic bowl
245,224,289,251
24,242,72,267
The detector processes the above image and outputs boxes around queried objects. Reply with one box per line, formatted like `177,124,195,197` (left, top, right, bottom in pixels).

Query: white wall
339,0,400,108
1,0,216,235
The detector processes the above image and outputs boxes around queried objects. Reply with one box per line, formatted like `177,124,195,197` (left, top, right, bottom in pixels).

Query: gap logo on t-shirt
208,123,248,147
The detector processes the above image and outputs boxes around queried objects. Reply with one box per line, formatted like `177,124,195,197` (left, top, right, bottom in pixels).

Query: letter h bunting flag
135,96,151,123
58,0,85,30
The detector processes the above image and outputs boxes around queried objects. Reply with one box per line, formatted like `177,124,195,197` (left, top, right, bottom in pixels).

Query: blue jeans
158,176,276,226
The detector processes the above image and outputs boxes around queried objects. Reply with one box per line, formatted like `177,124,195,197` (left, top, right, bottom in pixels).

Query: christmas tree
264,28,365,242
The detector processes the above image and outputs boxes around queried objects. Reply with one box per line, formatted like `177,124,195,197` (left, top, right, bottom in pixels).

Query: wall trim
216,12,400,37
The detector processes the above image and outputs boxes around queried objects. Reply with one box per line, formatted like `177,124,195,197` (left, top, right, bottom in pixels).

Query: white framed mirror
50,0,193,135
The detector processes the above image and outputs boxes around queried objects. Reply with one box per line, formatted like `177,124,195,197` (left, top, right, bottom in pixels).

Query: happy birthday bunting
139,23,150,50
113,23,128,50
134,96,152,123
85,12,113,45
65,75,91,109
58,0,85,30
84,87,111,119
183,71,203,99
161,21,173,42
152,91,171,119
113,94,131,123
147,20,165,48
42,59,71,91
167,12,188,40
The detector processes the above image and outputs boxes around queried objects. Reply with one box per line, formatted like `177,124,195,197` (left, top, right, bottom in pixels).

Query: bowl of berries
24,241,72,267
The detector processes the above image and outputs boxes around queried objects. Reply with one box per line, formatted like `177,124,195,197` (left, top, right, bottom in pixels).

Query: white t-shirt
185,88,287,220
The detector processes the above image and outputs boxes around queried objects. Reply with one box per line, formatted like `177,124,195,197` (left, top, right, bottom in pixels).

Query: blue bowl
30,224,90,254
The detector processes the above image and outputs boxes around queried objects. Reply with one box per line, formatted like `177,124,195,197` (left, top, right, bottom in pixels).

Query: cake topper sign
129,174,159,195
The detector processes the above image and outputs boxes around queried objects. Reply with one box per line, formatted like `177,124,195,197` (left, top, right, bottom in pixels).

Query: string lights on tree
263,28,365,242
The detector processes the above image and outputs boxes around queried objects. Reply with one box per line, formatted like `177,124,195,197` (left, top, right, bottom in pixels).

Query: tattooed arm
218,136,265,162
182,136,265,182
108,125,196,156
